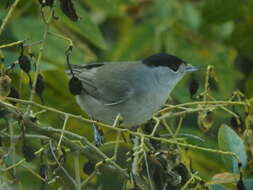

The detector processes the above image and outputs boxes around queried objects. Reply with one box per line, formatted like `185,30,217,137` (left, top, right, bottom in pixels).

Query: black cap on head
142,53,185,71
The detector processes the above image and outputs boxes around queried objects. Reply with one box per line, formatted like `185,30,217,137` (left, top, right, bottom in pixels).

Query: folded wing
67,63,134,106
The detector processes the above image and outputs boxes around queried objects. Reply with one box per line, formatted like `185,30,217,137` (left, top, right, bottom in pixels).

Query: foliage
0,0,253,189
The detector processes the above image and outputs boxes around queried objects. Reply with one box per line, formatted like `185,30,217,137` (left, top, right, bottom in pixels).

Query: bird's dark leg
130,125,139,131
129,125,139,144
91,119,104,147
112,113,123,127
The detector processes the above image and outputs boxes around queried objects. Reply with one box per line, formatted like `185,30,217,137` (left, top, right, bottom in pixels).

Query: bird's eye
167,63,181,72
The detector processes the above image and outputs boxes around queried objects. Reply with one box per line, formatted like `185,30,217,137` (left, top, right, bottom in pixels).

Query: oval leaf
55,2,107,49
244,179,253,190
209,184,228,190
218,124,247,173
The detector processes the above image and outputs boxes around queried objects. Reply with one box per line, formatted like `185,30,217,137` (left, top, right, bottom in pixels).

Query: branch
1,97,250,163
0,40,25,49
0,100,129,179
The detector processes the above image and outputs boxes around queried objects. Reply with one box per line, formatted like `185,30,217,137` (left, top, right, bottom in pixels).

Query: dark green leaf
110,23,156,60
202,0,243,23
84,0,132,16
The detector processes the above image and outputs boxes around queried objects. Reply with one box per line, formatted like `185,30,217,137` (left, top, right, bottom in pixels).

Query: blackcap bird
67,53,199,127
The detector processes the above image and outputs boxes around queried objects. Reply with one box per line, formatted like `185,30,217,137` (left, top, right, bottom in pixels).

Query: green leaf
0,9,6,18
10,18,44,41
110,23,156,60
55,2,107,50
218,124,247,173
202,0,243,24
245,179,253,190
209,184,228,190
183,3,201,30
9,17,88,70
229,17,253,56
245,72,253,98
83,0,132,16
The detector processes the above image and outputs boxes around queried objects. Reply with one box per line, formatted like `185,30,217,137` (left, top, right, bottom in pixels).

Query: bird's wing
69,63,134,106
66,63,105,76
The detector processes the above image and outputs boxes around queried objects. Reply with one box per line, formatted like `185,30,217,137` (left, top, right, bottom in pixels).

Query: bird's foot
92,123,104,147
112,113,124,127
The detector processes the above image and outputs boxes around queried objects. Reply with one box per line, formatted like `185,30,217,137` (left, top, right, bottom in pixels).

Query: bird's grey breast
112,64,170,126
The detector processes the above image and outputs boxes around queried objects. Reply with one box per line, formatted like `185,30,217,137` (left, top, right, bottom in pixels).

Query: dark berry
39,164,48,179
83,161,95,175
230,115,244,132
69,76,82,95
172,163,189,185
8,87,20,105
23,145,36,162
35,74,45,95
59,0,78,21
18,55,31,73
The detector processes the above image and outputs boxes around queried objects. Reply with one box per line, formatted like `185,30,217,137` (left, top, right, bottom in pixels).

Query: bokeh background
1,0,253,189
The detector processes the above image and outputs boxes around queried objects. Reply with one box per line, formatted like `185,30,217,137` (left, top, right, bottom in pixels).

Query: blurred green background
1,0,253,189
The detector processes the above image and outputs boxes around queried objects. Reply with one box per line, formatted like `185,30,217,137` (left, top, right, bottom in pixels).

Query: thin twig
143,151,153,190
8,119,16,176
203,65,213,102
48,31,73,46
162,119,180,150
208,95,240,119
49,140,77,186
2,147,44,172
151,117,160,136
27,4,55,106
113,132,121,162
0,0,21,36
80,172,96,187
74,151,81,190
175,116,184,136
160,100,249,113
181,171,199,190
57,115,69,149
0,40,25,49
21,164,46,182
158,107,208,120
0,132,49,140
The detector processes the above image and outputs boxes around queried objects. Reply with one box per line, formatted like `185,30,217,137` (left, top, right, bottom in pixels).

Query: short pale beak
184,64,200,73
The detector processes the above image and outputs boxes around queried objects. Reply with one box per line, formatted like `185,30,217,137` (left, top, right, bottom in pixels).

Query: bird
67,53,199,127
